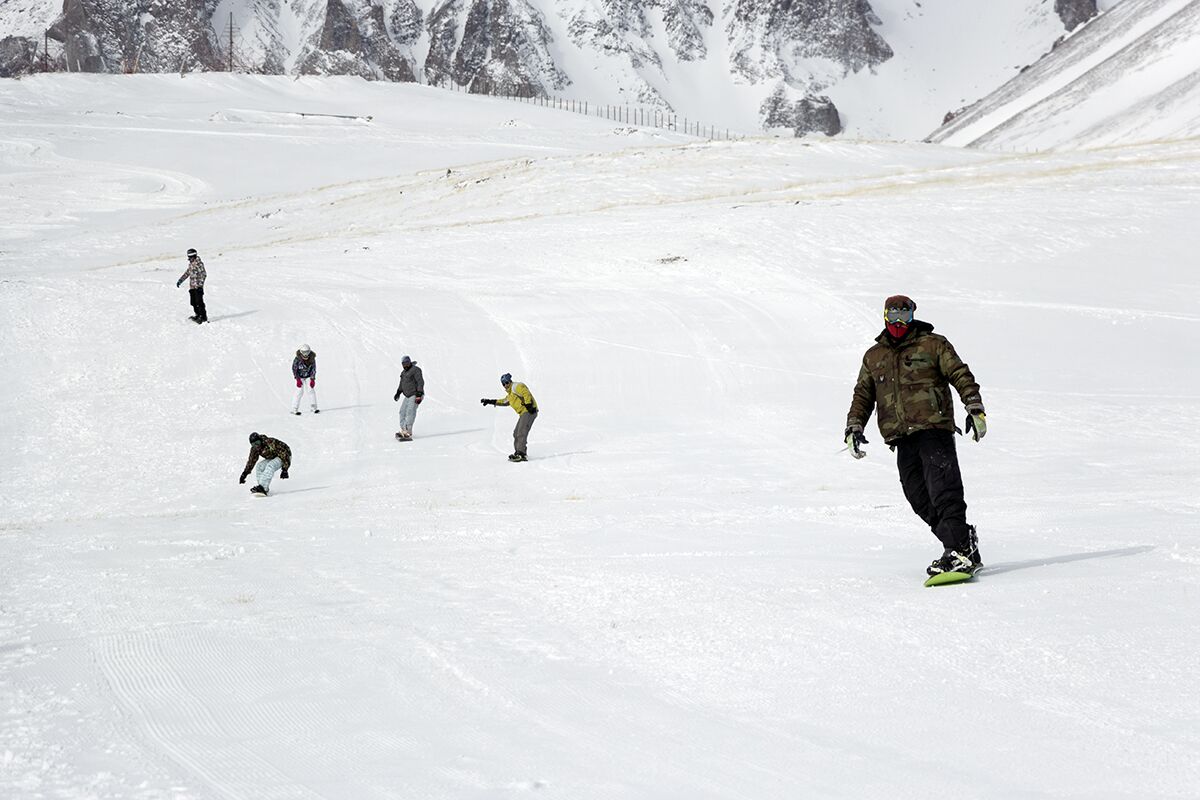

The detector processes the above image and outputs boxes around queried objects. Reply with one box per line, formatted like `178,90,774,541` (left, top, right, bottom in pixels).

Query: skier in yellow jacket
481,373,538,462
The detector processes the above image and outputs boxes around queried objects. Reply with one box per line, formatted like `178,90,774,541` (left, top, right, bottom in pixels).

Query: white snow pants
398,395,419,433
256,457,282,491
292,382,319,413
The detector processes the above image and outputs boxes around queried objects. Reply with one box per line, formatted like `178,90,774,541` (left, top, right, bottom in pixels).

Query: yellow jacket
498,382,538,415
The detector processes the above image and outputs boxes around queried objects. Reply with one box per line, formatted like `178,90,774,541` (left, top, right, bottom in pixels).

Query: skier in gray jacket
392,356,424,440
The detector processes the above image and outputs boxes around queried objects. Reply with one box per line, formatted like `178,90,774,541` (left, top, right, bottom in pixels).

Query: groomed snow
2,74,1199,799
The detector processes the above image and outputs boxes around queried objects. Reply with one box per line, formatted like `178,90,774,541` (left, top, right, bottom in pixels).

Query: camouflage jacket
242,436,292,476
178,257,206,289
846,321,984,444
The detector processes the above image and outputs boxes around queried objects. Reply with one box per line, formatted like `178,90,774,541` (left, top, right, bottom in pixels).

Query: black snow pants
188,287,207,322
895,429,972,552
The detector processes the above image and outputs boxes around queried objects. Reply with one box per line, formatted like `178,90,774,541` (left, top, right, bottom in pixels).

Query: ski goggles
884,306,914,325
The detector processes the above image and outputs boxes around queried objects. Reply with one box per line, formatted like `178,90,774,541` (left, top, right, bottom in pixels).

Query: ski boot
927,548,978,577
250,485,268,496
292,411,301,416
313,409,320,414
508,452,528,462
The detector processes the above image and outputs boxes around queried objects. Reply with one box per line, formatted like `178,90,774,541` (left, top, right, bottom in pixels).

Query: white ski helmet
299,344,311,355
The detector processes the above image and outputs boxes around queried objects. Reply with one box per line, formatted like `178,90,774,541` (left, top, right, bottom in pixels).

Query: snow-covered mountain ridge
929,0,1200,150
0,0,1097,138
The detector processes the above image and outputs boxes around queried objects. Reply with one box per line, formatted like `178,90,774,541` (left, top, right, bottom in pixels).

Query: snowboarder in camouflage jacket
175,248,208,323
844,295,988,578
239,432,292,496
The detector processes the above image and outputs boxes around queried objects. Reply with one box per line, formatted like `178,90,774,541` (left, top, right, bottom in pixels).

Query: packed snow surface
931,0,1200,150
2,75,1199,799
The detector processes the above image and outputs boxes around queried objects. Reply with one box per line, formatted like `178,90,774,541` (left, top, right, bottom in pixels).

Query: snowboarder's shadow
984,545,1154,577
271,485,331,495
532,450,595,461
207,310,259,322
419,427,487,439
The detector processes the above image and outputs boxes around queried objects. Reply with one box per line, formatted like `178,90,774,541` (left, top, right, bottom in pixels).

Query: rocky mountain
0,0,1101,137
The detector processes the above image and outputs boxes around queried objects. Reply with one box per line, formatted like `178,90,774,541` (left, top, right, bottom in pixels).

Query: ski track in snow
1,75,1199,799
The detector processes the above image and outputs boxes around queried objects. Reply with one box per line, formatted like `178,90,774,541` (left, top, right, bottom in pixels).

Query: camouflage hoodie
241,436,292,477
846,321,984,444
178,257,206,289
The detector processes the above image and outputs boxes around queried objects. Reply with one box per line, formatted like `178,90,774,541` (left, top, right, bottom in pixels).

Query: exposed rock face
299,0,417,81
1055,0,1098,31
428,0,566,95
0,35,39,77
45,0,223,74
761,84,842,136
730,0,891,90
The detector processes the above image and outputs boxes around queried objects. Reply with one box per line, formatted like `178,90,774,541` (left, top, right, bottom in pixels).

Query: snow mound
929,0,1200,150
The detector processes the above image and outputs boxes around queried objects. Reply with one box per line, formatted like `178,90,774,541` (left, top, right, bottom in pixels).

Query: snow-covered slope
930,0,1200,150
3,75,1200,798
826,0,1071,140
0,0,1096,138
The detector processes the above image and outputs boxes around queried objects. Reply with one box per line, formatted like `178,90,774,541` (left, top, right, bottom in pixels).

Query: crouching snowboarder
481,373,538,461
175,248,207,323
844,295,987,580
291,345,319,415
239,432,292,496
392,355,424,441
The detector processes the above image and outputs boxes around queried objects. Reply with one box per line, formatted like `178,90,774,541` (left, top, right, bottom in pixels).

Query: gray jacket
395,364,424,398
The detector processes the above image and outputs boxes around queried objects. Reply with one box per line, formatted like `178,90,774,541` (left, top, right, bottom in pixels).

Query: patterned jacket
178,257,206,289
846,321,983,444
292,351,317,380
242,436,292,477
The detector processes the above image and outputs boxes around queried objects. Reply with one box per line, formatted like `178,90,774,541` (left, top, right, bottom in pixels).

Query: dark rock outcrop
1055,0,1098,31
0,36,39,77
761,85,841,136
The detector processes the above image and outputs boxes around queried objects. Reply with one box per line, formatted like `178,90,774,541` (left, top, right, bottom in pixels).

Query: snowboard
924,569,979,587
395,434,412,442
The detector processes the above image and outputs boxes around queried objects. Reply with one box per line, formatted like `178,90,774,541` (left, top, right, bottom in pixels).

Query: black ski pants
895,429,971,552
188,287,207,322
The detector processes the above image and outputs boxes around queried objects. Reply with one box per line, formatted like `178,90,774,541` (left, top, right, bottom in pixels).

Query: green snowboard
924,570,977,587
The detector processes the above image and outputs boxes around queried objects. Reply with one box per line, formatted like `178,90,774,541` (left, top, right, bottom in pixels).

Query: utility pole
229,12,233,72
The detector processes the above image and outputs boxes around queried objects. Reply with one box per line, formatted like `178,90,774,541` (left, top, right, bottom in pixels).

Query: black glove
393,392,400,402
481,398,495,406
239,474,247,484
844,425,869,459
280,469,289,479
527,407,538,414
